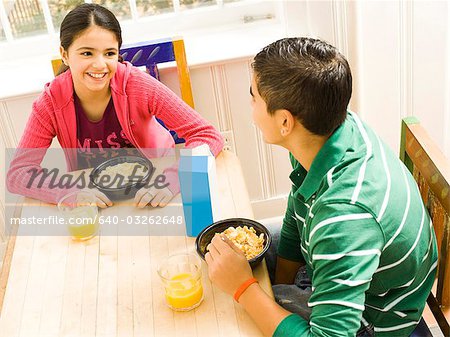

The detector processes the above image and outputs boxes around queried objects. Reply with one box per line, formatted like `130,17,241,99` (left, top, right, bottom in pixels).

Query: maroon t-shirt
75,94,138,169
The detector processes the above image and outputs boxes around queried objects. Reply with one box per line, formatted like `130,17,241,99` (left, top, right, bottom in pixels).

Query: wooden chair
400,117,450,337
51,37,194,144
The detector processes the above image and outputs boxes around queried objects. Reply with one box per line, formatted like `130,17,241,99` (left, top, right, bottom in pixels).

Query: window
0,0,283,99
0,0,281,68
92,0,132,20
0,0,274,41
3,0,47,38
135,0,173,17
48,0,84,30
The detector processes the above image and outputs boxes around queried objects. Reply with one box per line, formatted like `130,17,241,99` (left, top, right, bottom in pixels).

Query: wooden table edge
0,198,23,315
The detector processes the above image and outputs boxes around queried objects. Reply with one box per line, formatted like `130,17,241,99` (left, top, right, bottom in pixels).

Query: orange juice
68,222,98,241
66,205,98,241
165,272,203,310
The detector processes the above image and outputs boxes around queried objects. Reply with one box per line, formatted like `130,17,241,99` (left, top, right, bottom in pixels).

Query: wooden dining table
0,150,273,337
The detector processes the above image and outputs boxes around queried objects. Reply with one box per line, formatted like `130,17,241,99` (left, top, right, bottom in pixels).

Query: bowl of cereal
195,218,271,269
89,156,153,200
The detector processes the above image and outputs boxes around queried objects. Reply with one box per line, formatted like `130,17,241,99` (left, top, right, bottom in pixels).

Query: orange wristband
233,277,258,302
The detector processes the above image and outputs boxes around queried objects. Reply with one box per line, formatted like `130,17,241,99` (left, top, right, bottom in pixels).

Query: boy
205,37,437,337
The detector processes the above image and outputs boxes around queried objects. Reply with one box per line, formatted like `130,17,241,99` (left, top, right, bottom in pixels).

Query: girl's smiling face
60,24,119,97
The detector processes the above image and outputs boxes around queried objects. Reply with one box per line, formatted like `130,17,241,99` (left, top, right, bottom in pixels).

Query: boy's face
250,76,283,144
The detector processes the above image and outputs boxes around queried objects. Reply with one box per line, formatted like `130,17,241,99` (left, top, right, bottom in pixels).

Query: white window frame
0,0,284,62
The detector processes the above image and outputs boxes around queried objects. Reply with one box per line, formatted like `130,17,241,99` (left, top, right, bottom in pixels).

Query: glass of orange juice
157,253,204,311
58,191,99,241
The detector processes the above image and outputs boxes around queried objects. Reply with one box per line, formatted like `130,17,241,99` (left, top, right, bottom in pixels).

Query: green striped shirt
275,112,437,337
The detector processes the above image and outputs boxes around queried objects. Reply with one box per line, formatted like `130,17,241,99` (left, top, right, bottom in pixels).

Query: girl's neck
74,83,111,104
74,84,112,122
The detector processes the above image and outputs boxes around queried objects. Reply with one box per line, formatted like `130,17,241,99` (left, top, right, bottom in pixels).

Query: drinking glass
157,253,204,311
57,191,99,241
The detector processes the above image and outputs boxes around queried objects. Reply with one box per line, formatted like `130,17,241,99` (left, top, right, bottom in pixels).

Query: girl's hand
205,234,254,295
87,188,113,208
134,186,174,208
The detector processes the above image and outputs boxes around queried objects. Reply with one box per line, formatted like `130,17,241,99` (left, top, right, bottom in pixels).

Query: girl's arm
7,94,61,203
143,73,224,156
6,94,84,205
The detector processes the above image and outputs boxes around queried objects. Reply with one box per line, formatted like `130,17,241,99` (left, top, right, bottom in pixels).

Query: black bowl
89,156,153,200
195,218,272,269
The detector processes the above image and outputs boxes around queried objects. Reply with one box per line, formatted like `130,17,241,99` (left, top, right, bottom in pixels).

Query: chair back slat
403,122,450,212
120,39,175,67
400,117,450,336
172,39,195,108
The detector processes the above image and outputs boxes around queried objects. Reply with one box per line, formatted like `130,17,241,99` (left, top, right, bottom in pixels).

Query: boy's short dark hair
252,37,352,136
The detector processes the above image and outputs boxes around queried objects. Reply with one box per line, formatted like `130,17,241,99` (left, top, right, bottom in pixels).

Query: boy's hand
205,234,254,295
134,186,174,208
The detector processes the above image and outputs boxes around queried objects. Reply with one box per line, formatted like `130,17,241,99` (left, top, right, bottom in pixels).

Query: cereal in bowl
222,226,265,260
97,162,148,188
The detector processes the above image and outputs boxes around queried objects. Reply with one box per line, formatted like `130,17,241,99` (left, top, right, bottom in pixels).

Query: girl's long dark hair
57,4,122,75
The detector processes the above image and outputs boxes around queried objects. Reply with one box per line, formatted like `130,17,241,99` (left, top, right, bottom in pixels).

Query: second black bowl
195,218,272,269
89,156,153,200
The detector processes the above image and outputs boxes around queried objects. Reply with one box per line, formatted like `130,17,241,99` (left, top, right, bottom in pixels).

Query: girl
7,3,223,208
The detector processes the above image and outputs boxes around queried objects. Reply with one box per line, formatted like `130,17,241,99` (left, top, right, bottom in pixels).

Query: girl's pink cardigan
7,62,224,203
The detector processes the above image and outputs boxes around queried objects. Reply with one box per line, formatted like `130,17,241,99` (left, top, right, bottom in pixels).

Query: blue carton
178,148,217,237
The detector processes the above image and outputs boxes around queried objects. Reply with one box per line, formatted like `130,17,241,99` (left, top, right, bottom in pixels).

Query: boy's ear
276,109,295,136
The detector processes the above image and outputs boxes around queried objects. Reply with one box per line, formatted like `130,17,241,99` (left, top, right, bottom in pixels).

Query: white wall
283,0,449,160
1,0,449,223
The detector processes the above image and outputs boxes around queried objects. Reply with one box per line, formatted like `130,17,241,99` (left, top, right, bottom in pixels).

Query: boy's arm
303,203,384,336
238,283,298,336
206,234,309,337
275,204,383,337
275,256,303,285
206,202,384,337
276,189,305,284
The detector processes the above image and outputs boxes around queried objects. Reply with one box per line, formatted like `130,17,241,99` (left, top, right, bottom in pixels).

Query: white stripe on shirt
374,320,419,332
376,278,415,297
377,200,425,273
327,166,335,187
332,279,371,287
294,211,305,223
308,300,365,311
308,213,373,245
376,135,391,222
368,260,437,312
383,164,410,251
350,112,373,204
313,249,381,261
